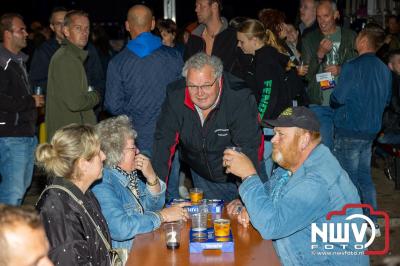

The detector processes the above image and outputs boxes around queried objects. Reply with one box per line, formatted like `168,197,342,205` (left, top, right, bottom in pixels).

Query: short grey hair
317,0,337,12
182,52,223,80
95,115,137,167
63,10,89,27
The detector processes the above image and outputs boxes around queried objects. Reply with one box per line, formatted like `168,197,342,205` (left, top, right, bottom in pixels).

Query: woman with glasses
91,115,189,250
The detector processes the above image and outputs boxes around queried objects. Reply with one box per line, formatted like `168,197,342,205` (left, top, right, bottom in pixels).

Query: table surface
126,211,281,266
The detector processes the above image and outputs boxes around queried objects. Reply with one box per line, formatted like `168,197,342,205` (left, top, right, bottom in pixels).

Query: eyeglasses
187,77,218,92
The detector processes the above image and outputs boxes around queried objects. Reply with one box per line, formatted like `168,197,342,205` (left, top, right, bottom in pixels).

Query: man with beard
223,106,369,266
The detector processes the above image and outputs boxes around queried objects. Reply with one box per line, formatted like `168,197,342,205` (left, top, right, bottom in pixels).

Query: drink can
35,86,42,95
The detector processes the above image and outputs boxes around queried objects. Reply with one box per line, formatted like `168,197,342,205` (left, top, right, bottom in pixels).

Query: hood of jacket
127,32,162,58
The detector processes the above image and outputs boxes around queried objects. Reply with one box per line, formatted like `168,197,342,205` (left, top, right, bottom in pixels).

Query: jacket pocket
123,202,137,216
0,111,16,125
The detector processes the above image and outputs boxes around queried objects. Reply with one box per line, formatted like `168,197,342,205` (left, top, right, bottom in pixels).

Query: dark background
0,0,301,27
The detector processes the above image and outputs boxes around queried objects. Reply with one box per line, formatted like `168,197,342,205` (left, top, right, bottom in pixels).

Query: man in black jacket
0,13,44,205
184,0,239,74
152,53,262,202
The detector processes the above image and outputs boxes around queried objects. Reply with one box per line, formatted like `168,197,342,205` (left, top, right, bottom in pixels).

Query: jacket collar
191,17,229,37
49,37,61,49
62,39,88,62
112,167,132,187
0,44,28,69
50,176,87,200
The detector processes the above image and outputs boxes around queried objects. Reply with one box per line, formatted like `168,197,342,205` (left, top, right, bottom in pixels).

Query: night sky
0,0,300,27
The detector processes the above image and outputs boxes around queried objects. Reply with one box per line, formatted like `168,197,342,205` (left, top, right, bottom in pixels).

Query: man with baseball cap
223,106,369,265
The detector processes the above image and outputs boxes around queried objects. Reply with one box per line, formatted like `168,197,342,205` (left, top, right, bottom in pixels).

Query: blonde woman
236,19,292,179
36,124,111,266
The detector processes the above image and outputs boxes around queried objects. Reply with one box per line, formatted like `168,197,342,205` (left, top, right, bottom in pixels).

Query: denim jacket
239,144,370,266
91,167,166,249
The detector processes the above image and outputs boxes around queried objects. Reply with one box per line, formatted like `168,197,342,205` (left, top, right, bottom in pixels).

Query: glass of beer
190,188,203,204
163,221,182,249
214,219,231,237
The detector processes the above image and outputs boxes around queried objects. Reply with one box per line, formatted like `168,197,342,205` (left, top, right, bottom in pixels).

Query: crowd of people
0,0,399,265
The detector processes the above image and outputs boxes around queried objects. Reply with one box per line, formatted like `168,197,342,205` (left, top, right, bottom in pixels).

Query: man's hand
317,38,333,59
237,207,250,228
384,34,392,45
223,149,257,179
227,199,243,215
32,95,45,107
296,64,309,76
324,65,341,76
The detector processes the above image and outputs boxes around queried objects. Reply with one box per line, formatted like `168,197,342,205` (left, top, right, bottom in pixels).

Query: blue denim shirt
91,167,166,249
239,144,370,266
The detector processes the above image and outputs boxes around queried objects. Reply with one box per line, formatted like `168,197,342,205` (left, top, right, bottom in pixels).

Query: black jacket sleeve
254,60,287,120
228,89,263,170
151,87,181,182
39,196,92,265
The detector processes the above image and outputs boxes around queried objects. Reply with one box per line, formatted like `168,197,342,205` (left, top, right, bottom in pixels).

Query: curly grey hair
95,115,137,167
182,52,223,80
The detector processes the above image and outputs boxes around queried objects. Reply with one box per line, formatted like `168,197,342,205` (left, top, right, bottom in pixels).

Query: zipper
201,137,215,180
199,109,217,180
14,112,19,126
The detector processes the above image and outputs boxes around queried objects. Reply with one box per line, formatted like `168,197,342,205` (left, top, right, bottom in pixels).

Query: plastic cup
163,221,182,249
190,188,203,204
297,61,308,73
190,205,208,232
214,219,230,237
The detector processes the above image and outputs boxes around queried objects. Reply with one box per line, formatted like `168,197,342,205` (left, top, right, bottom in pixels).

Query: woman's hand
223,149,257,179
160,202,191,223
134,154,157,181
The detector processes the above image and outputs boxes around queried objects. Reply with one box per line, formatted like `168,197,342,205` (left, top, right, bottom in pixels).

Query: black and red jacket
152,72,263,184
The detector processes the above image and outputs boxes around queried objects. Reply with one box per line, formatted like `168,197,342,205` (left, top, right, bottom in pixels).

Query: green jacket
301,27,357,105
46,39,99,141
